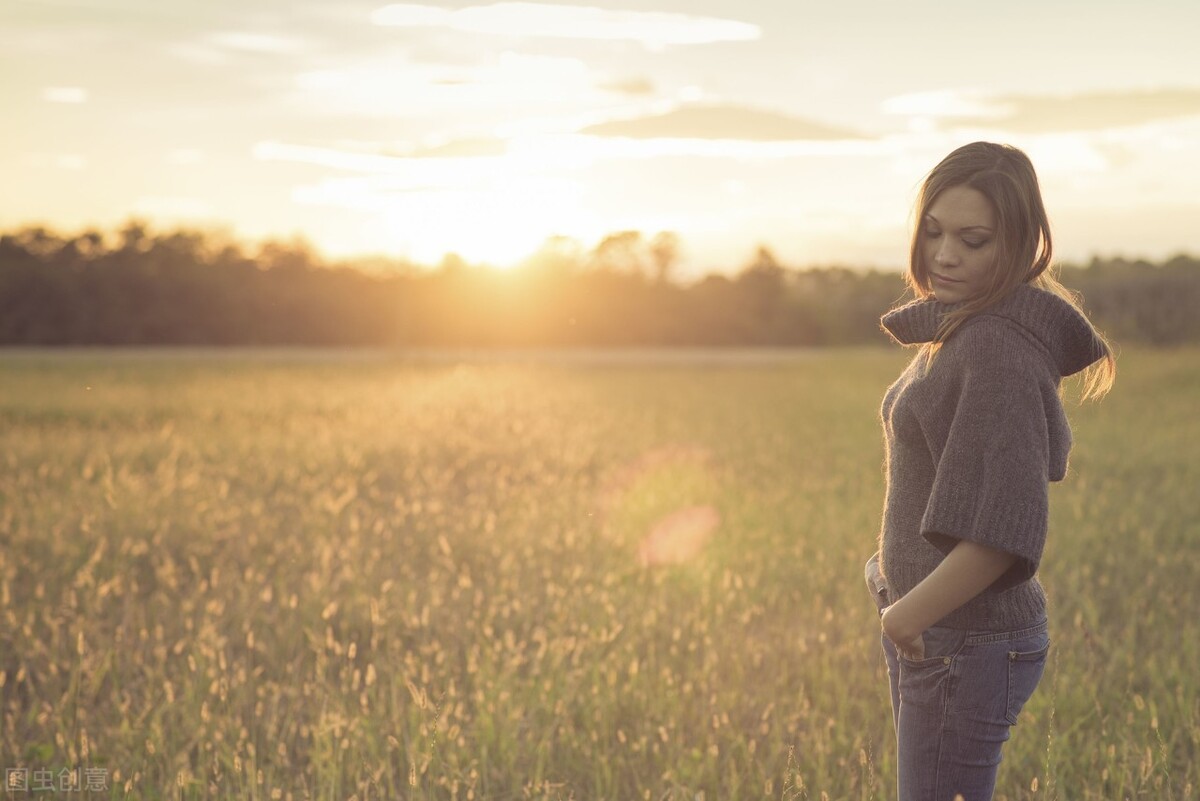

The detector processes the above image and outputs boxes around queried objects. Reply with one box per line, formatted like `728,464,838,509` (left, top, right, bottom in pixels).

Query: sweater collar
880,282,1109,377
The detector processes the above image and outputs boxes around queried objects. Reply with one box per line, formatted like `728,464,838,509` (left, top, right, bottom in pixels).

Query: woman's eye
924,229,942,239
963,239,987,249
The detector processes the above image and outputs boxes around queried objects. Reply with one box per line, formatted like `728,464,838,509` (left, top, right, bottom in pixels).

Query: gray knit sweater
875,282,1108,630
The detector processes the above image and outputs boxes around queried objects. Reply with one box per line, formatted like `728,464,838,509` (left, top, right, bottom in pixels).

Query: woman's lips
932,272,962,284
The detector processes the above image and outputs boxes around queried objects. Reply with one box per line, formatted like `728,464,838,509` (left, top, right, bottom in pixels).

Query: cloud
42,87,88,103
986,89,1200,132
289,50,601,117
371,2,760,47
253,132,887,199
598,77,656,96
885,88,1200,132
253,138,517,191
404,138,508,158
579,104,862,141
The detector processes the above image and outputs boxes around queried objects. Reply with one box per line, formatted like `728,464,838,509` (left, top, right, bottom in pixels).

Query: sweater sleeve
920,328,1054,593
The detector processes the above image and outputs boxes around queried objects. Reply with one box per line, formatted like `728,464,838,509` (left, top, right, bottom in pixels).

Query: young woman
865,141,1115,801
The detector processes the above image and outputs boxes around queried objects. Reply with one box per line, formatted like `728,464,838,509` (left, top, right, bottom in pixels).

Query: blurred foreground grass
1,346,1197,800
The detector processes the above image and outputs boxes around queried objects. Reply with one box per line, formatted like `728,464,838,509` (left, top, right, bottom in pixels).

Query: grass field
1,345,1197,800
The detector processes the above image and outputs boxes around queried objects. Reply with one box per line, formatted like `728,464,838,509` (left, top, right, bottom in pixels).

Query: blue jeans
872,585,1049,800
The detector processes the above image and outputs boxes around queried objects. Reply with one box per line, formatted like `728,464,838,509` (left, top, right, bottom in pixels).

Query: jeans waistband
962,618,1049,645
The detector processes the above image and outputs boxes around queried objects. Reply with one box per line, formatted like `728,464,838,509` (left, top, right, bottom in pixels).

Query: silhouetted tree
590,231,646,277
0,221,1195,347
649,231,680,285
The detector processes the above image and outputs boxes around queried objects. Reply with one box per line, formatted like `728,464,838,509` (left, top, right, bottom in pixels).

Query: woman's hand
878,541,1020,661
881,602,925,660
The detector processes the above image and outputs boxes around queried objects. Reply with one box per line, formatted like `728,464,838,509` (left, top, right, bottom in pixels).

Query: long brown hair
905,142,1115,402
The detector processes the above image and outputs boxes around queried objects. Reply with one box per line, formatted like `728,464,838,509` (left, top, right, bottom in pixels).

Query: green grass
1,346,1196,800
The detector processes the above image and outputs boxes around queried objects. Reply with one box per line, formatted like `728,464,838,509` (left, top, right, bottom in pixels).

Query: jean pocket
897,654,951,709
897,625,967,667
1005,640,1049,725
896,626,967,710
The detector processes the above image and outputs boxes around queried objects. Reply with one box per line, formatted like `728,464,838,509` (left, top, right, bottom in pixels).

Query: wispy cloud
42,86,89,103
253,129,888,198
983,88,1200,132
885,87,1200,132
598,77,656,96
405,138,508,158
164,29,311,68
253,140,528,193
580,104,862,141
288,50,605,117
371,3,760,48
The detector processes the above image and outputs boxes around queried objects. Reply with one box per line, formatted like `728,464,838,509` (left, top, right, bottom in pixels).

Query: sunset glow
5,0,1200,276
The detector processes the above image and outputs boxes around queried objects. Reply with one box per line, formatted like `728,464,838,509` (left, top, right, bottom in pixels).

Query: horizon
7,218,1199,282
6,0,1200,281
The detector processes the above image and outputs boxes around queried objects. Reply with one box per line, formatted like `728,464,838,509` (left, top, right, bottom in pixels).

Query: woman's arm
880,540,1018,657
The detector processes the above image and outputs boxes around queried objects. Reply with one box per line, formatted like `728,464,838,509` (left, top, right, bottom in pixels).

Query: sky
5,0,1200,279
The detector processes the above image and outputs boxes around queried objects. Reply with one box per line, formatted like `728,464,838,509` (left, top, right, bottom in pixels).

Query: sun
371,177,590,268
421,191,566,267
292,134,609,268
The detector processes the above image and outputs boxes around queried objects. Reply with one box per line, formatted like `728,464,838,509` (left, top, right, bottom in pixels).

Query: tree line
2,222,1198,347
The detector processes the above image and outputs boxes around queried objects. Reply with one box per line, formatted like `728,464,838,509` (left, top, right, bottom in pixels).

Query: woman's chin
931,287,962,304
931,283,982,304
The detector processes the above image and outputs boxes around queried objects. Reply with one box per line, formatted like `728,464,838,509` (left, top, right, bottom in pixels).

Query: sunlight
374,178,591,266
595,444,720,566
638,505,720,566
270,132,609,266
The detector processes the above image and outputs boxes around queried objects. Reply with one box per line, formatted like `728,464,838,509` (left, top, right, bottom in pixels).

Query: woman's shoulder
945,315,1059,379
951,283,1109,378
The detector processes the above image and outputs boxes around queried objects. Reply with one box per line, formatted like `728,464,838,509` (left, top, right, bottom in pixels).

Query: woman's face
921,185,998,304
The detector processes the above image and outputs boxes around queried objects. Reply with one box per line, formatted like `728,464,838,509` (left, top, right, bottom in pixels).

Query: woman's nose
934,241,958,267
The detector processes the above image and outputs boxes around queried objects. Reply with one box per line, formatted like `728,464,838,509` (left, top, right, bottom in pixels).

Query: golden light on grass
637,504,720,566
595,442,720,567
1,348,1197,798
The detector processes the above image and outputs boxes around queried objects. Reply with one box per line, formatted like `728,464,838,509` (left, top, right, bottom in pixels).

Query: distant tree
11,226,66,259
649,231,680,285
1,221,1198,347
590,231,646,277
735,246,787,343
522,236,584,280
118,220,151,254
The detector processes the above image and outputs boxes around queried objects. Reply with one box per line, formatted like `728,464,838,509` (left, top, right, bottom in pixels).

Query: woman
865,141,1115,801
